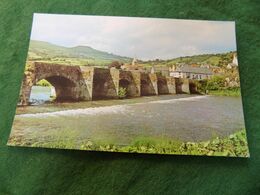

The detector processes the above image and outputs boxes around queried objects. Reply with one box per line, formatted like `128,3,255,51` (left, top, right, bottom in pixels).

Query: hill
141,52,235,68
27,40,132,66
27,40,236,69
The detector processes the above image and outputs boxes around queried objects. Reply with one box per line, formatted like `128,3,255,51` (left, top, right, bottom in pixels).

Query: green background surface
0,0,259,194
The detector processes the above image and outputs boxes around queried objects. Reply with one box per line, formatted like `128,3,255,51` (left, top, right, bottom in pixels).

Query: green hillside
141,52,235,68
27,40,235,68
27,40,132,66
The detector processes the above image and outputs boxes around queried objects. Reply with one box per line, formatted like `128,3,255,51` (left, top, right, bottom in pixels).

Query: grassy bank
208,88,241,97
118,130,249,157
8,129,249,157
89,129,249,157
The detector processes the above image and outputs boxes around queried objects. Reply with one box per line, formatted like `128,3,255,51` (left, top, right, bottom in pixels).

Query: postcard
8,13,249,157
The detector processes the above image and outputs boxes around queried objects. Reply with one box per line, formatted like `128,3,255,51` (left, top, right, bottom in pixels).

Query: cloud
30,13,237,60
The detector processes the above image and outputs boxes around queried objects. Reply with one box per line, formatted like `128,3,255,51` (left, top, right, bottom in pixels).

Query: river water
9,86,246,146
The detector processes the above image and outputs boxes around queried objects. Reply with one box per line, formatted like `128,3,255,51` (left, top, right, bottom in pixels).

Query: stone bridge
19,62,198,105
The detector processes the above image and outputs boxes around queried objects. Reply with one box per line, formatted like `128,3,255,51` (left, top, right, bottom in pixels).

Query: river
9,86,246,147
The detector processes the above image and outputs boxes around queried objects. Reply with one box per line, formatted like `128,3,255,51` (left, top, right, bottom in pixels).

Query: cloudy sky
30,13,237,60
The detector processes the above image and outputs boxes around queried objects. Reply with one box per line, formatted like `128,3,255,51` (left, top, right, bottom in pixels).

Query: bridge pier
20,78,33,106
79,66,94,101
156,74,169,94
110,68,120,97
19,63,36,105
166,76,177,94
140,73,158,96
175,78,190,94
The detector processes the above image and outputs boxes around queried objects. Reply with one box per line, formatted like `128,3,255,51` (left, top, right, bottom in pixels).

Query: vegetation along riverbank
196,75,241,97
8,129,249,157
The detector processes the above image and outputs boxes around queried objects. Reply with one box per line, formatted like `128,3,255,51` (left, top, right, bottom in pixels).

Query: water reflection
30,86,55,105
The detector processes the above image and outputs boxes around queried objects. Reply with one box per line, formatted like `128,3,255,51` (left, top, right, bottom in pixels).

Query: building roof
174,66,213,75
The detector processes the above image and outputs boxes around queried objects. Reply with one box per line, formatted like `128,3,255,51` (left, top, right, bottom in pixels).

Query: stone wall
79,66,95,100
166,76,177,94
175,78,190,94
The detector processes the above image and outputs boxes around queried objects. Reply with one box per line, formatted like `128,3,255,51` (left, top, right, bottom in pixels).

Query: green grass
28,40,131,66
115,130,249,157
142,51,235,68
8,129,249,157
28,40,236,68
208,88,241,97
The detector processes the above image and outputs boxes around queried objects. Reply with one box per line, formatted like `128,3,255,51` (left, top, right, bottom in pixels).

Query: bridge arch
92,69,118,100
19,62,92,105
140,79,157,96
34,75,78,101
141,79,149,96
157,79,169,94
119,78,131,97
189,82,197,94
118,71,141,97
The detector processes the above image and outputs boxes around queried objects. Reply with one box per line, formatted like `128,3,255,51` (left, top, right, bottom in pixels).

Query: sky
30,13,237,60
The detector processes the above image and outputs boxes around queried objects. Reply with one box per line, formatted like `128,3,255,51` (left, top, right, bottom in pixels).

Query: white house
170,65,213,80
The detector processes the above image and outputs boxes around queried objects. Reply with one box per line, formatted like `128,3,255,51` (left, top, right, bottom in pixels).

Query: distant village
112,53,238,81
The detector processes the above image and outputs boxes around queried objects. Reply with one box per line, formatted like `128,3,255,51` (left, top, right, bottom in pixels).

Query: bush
196,79,208,93
118,87,127,98
208,88,241,97
206,75,225,90
196,76,240,96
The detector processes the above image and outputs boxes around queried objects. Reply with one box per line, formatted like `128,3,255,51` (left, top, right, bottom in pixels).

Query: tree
196,79,208,93
206,75,225,90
